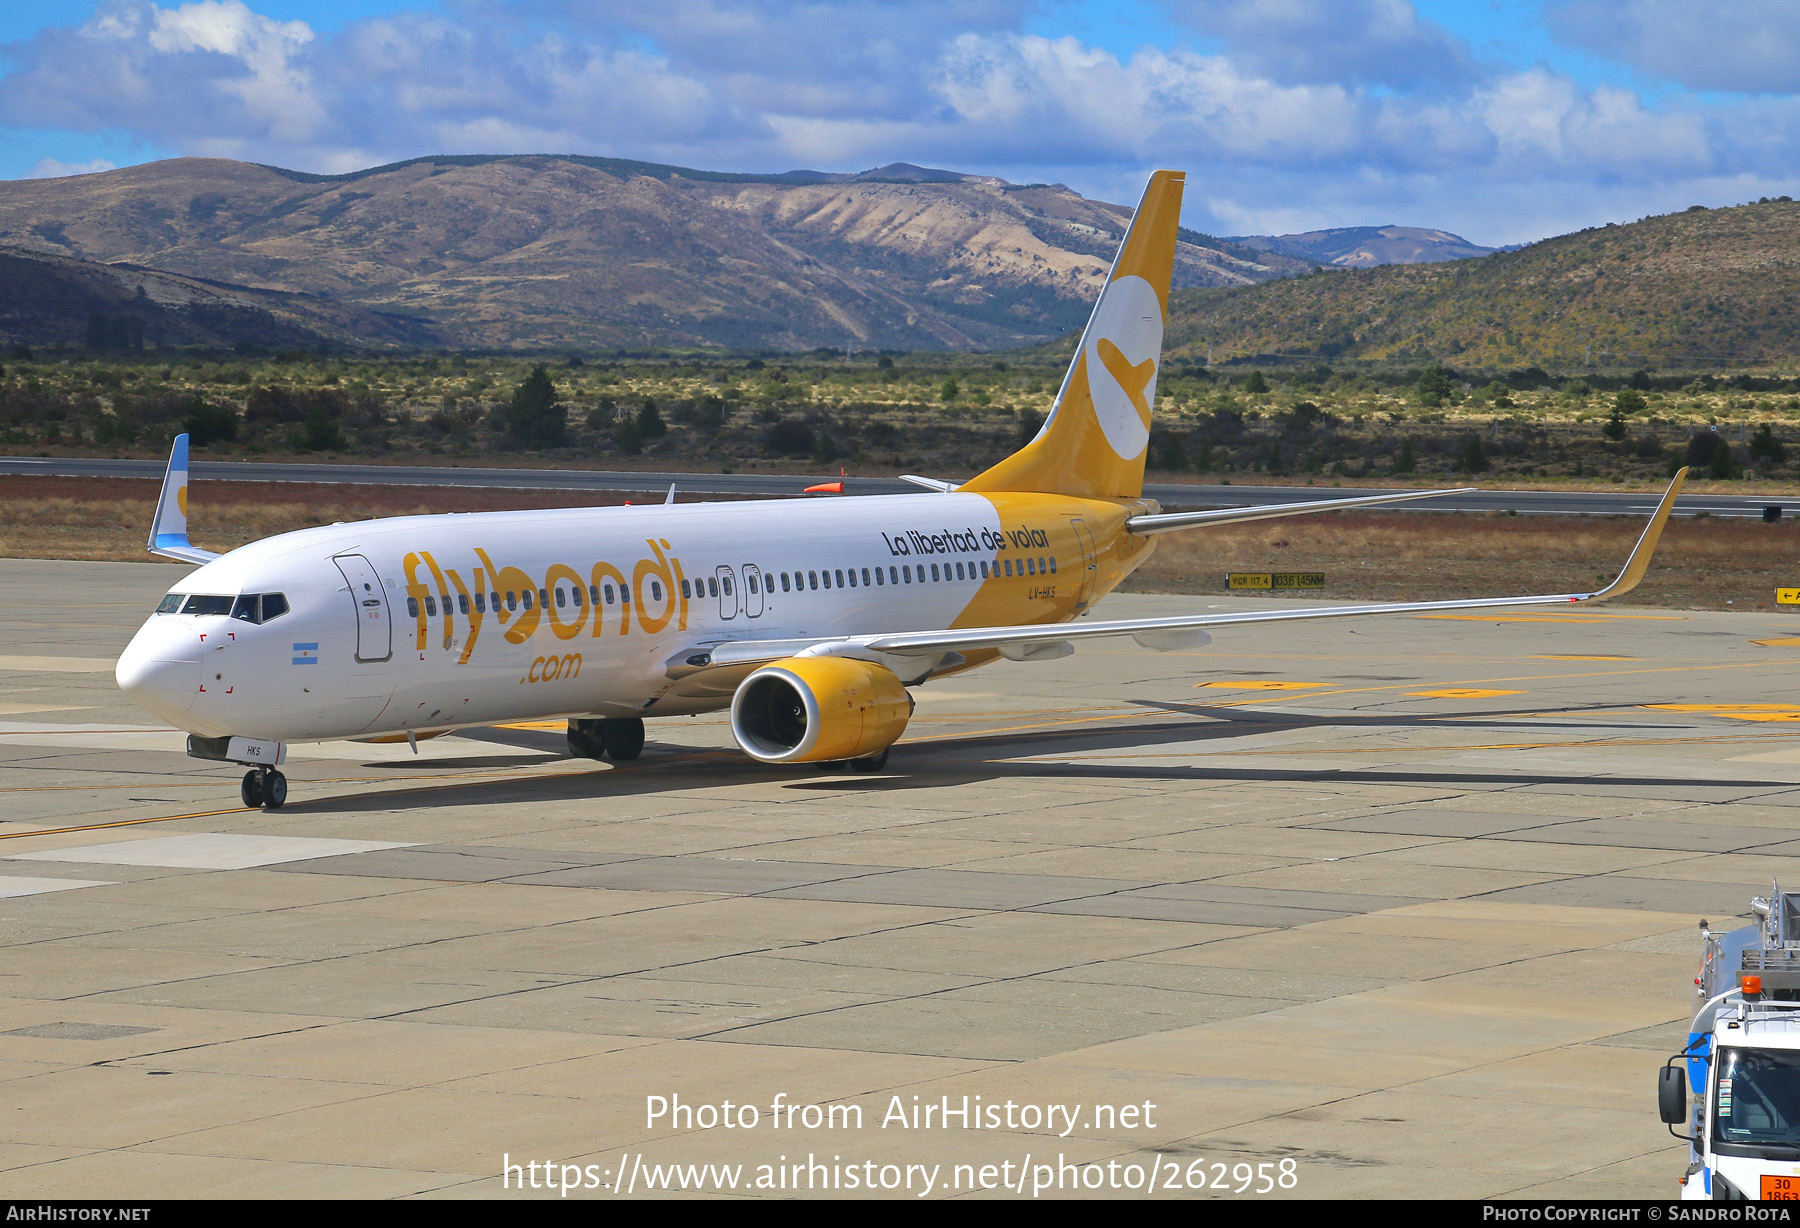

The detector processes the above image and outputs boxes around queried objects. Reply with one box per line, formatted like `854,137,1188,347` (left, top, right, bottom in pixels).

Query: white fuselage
116,492,1118,744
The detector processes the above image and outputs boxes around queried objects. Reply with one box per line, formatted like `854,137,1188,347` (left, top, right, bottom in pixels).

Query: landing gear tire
566,719,603,760
240,770,263,809
850,748,889,773
600,717,645,761
260,769,287,809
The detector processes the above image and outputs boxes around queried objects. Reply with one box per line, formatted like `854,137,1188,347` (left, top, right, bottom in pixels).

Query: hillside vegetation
1168,199,1800,369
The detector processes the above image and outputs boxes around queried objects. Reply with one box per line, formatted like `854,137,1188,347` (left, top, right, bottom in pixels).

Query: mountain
1166,200,1800,369
0,244,436,351
0,155,1312,352
1223,225,1499,269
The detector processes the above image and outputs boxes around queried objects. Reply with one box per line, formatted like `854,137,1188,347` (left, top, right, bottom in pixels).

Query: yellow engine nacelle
730,657,914,763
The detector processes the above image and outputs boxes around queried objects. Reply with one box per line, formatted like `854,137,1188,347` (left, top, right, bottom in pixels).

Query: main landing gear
239,767,288,810
567,717,645,762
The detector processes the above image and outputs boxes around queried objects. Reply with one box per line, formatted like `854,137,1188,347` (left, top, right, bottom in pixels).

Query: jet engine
730,657,914,763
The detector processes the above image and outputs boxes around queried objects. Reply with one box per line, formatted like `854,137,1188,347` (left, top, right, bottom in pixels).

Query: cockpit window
155,594,185,614
181,595,233,616
225,593,291,624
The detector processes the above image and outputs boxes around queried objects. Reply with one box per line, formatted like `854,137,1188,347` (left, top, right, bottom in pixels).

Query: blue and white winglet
146,434,221,565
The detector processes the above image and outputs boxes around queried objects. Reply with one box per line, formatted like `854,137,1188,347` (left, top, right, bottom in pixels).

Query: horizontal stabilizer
1126,486,1476,534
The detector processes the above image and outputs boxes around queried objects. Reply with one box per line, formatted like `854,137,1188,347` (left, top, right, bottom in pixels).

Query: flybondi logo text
1082,274,1162,461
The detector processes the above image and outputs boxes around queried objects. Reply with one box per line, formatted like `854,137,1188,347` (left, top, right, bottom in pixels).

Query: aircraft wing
706,469,1688,670
1124,485,1476,534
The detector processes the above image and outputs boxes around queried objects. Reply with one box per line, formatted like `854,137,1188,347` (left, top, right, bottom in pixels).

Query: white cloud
1,0,1797,246
1164,0,1475,90
26,157,118,178
1545,1,1800,94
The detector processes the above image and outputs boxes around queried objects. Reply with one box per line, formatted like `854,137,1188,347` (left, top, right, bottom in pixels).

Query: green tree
940,377,960,403
1602,405,1628,442
297,402,344,451
1458,433,1489,473
614,417,644,456
1711,439,1737,480
182,396,238,447
1751,423,1787,466
1417,362,1456,408
1614,388,1648,414
636,398,667,439
506,366,565,447
1241,371,1269,394
1393,438,1416,473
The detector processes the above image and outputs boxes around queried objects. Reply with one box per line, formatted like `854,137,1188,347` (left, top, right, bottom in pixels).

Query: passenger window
425,595,438,616
621,585,631,604
781,573,791,592
1038,556,1046,574
875,568,884,586
458,594,470,615
261,593,288,622
652,580,664,601
722,577,732,596
847,570,857,588
474,592,486,613
902,566,911,583
604,584,616,605
589,586,600,606
507,591,518,611
930,564,940,582
890,566,898,584
809,571,818,590
538,589,548,608
156,594,184,614
555,587,566,608
834,569,844,587
1004,559,1013,576
572,586,583,607
490,592,500,611
861,568,870,586
749,574,759,594
955,562,964,580
980,561,989,578
406,597,419,618
707,577,718,598
520,591,532,611
1049,557,1057,574
681,579,691,599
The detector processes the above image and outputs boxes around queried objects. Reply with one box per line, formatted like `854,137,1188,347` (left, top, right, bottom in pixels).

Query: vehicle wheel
240,770,263,808
566,720,603,759
262,770,287,810
601,717,645,761
850,748,889,773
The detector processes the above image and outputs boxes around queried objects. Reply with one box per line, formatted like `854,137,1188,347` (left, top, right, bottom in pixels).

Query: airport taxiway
2,557,1798,1198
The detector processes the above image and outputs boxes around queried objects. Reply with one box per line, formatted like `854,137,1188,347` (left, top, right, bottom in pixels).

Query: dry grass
3,477,1794,613
1125,509,1800,611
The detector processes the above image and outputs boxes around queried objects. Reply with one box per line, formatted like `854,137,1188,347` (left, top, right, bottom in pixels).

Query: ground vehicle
1662,883,1800,1199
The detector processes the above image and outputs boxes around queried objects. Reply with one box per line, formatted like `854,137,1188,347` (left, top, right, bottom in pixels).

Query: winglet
146,434,219,565
1584,468,1686,603
665,483,677,505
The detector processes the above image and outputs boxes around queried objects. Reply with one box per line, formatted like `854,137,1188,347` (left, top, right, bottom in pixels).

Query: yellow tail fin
963,169,1185,501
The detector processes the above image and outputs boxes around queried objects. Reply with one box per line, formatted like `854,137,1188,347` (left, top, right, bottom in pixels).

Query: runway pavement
2,454,1793,517
3,557,1800,1198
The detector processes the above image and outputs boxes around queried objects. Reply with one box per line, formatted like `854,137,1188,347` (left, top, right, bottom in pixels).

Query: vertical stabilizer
147,433,218,564
962,169,1185,500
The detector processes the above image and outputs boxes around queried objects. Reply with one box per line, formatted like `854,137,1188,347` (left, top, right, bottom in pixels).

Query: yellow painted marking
1196,680,1328,691
1646,704,1800,722
1753,638,1800,647
0,807,251,842
495,720,570,731
1407,689,1524,699
1533,654,1636,661
1778,589,1800,605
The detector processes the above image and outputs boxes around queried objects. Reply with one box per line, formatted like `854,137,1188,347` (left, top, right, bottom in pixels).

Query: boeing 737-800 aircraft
115,170,1686,809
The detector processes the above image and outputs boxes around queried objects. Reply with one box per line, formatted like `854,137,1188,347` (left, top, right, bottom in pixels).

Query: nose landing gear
240,767,288,810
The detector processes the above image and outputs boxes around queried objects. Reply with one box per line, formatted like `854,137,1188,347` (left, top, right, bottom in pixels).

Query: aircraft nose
116,618,200,721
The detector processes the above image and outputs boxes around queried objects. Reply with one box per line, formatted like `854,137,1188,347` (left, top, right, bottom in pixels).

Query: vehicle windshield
1714,1046,1800,1157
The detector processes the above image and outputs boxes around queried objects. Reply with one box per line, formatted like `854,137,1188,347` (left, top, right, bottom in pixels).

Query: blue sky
4,1,1799,245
